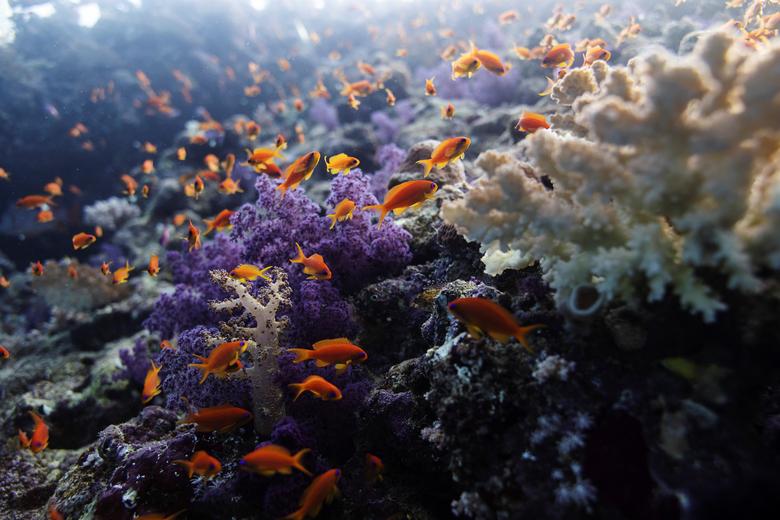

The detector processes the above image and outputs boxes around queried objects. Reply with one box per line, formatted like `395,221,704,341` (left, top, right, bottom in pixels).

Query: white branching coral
443,32,780,321
83,196,141,231
210,268,291,435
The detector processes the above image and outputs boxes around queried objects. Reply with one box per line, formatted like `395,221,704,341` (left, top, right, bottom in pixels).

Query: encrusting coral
443,32,780,321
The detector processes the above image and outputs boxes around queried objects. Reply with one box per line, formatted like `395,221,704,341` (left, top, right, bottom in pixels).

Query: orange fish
141,159,155,175
100,261,112,276
230,264,272,282
134,511,186,520
142,184,151,198
325,153,359,176
246,146,285,170
451,48,481,79
37,210,54,223
43,177,63,197
256,161,283,178
179,404,253,433
0,167,10,181
513,45,532,60
365,453,384,484
363,180,438,229
288,337,367,375
357,60,376,76
278,57,291,71
0,345,10,359
48,503,64,520
18,411,49,453
290,242,332,280
327,198,356,230
281,469,341,520
173,213,188,226
277,152,321,198
218,177,242,195
276,134,288,150
68,122,88,138
16,195,54,209
203,209,235,235
240,444,312,477
424,77,437,96
499,9,519,24
347,93,361,110
245,121,261,140
385,88,396,106
143,141,157,154
72,232,97,250
583,46,611,66
68,263,78,279
244,85,261,97
441,103,455,119
186,220,202,252
542,43,575,68
289,375,342,401
474,47,510,76
147,254,160,277
94,225,104,238
31,261,44,276
121,174,138,197
174,450,222,478
294,98,305,112
177,147,187,161
141,362,163,404
160,339,176,351
416,136,470,176
340,79,373,97
0,276,10,288
516,112,550,133
112,261,134,285
204,154,220,172
188,175,205,199
188,340,247,384
447,297,544,352
440,44,458,61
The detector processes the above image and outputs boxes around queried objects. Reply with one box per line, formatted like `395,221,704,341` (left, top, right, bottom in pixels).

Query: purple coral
370,143,406,197
116,337,151,386
309,98,339,130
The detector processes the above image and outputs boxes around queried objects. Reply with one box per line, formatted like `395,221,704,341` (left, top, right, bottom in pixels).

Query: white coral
83,196,141,231
443,32,780,321
210,268,291,435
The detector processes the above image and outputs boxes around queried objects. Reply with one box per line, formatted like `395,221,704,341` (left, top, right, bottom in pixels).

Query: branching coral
83,196,141,231
443,32,780,321
209,268,291,435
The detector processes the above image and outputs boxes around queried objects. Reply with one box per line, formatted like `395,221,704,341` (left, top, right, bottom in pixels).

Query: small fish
142,141,157,154
583,46,611,66
290,242,332,280
542,43,575,68
18,411,49,453
0,167,10,181
441,103,455,119
112,261,134,285
440,44,458,61
472,45,510,76
325,153,360,176
186,220,202,252
516,112,550,133
72,232,97,251
218,176,243,195
257,161,283,178
48,503,64,520
0,345,10,359
363,180,438,229
16,195,54,209
0,276,9,288
147,255,160,277
276,134,288,150
288,337,367,375
365,453,384,484
347,93,361,110
281,469,341,520
327,198,356,230
230,264,272,282
121,174,138,197
174,450,222,479
451,48,481,79
294,98,305,112
173,213,188,226
141,362,163,404
177,147,187,161
141,159,155,174
189,340,248,384
513,45,532,60
37,210,54,223
357,60,376,76
68,122,88,138
239,444,312,477
142,184,151,198
43,177,63,197
203,209,235,235
447,297,544,352
68,263,78,279
340,79,373,97
100,261,112,276
179,404,253,433
190,175,205,199
245,120,261,140
424,77,437,96
31,261,44,277
498,10,519,24
94,225,104,238
160,339,175,351
385,88,396,106
277,152,321,198
416,136,471,176
246,146,285,170
289,375,342,401
278,57,291,71
244,85,262,97
204,154,220,172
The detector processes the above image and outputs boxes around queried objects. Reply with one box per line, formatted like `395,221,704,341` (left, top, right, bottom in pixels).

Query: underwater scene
1,0,780,518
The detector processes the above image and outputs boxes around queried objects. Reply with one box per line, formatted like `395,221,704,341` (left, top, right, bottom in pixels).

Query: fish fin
514,324,545,353
416,158,434,176
465,324,483,339
278,466,292,475
293,448,312,476
362,204,388,229
487,331,511,343
287,348,310,363
187,363,210,384
173,460,194,478
289,242,306,264
202,219,215,236
260,469,276,477
18,430,30,448
327,213,337,230
289,383,305,401
191,354,207,362
312,338,350,349
392,206,408,215
314,359,330,368
334,363,348,376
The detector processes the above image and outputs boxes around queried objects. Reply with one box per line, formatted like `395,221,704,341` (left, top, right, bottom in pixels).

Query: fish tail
290,242,306,263
187,362,210,384
292,448,312,476
203,218,215,236
287,348,310,363
173,459,194,478
362,204,388,229
276,183,288,198
514,324,546,353
288,383,305,401
258,266,273,281
416,158,434,177
327,213,337,230
18,430,31,448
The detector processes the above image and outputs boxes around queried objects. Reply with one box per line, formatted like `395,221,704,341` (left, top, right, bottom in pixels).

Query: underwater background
1,0,780,518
